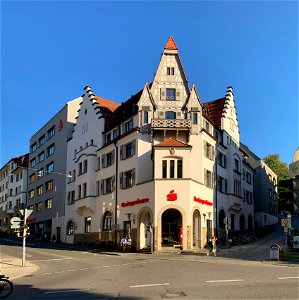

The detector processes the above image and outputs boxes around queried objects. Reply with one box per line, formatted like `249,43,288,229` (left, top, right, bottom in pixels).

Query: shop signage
26,218,37,223
121,198,149,207
167,190,177,201
194,196,213,206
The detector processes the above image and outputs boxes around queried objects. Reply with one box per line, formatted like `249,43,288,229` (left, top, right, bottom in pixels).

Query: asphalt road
2,240,299,300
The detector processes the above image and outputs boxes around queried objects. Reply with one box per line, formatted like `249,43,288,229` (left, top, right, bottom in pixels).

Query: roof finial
165,36,178,50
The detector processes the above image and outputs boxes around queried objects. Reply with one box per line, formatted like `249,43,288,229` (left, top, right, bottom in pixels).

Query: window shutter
120,145,124,160
225,179,228,193
212,146,215,160
159,111,164,118
176,91,180,100
224,155,227,168
204,169,207,186
132,140,136,156
132,169,135,186
102,155,106,168
112,175,116,191
112,150,115,165
101,179,104,195
120,172,123,189
161,88,166,100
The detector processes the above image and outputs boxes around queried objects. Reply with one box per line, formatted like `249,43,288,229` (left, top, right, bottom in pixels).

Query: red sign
58,119,63,131
167,190,177,201
26,218,37,223
194,196,213,206
121,198,149,207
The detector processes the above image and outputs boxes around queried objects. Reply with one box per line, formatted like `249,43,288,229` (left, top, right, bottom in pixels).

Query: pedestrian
120,236,128,252
207,238,213,256
211,236,217,256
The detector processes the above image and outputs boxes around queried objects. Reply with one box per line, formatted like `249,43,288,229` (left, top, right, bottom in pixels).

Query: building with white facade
0,154,28,233
63,36,254,251
27,98,81,241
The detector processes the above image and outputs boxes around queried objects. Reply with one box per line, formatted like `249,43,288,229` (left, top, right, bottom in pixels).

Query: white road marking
102,265,110,267
54,271,65,274
44,289,90,294
30,258,73,262
79,268,89,271
122,263,130,266
91,266,101,269
67,269,76,272
130,283,170,288
277,277,299,280
206,279,244,283
41,272,52,275
112,264,120,267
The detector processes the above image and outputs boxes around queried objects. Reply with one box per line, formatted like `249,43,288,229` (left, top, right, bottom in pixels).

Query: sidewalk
0,253,39,280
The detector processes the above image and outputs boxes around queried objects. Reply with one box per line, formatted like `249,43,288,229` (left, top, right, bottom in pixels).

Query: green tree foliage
263,154,289,183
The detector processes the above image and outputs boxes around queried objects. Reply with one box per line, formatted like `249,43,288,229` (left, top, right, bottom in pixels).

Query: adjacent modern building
241,143,278,227
26,98,81,241
62,36,255,251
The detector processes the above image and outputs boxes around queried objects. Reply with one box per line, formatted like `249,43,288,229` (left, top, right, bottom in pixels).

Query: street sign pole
22,207,26,267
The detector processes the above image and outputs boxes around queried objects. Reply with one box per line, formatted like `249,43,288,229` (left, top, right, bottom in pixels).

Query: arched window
240,215,245,231
67,220,75,235
165,111,176,119
103,211,113,231
219,210,226,229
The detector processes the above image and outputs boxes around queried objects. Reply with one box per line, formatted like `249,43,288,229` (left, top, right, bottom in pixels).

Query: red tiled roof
155,137,191,147
165,36,178,50
202,97,226,128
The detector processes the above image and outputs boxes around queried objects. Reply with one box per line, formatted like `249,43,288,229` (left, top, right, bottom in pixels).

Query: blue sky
1,1,298,167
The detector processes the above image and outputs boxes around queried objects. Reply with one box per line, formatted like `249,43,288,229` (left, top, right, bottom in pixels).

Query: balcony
74,197,96,215
151,119,191,129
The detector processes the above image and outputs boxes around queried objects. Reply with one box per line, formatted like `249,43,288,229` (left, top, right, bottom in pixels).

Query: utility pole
20,205,32,267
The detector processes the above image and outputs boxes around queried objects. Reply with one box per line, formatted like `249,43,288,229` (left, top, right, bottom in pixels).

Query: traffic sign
281,218,291,228
10,217,22,229
19,209,33,220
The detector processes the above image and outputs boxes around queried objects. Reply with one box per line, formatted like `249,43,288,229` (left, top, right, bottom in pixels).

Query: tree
263,154,289,183
263,154,290,212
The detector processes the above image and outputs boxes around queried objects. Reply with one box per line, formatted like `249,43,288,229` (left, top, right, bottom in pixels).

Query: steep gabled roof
202,97,226,128
165,36,178,50
155,137,191,148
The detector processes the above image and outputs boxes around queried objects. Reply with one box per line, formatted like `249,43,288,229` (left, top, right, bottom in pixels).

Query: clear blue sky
1,1,298,167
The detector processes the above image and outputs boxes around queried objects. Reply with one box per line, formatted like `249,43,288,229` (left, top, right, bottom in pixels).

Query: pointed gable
155,137,191,148
165,36,178,50
203,97,226,128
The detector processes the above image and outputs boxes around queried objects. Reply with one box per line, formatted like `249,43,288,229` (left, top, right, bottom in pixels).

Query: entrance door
161,209,182,247
56,227,61,242
193,210,201,247
206,219,212,243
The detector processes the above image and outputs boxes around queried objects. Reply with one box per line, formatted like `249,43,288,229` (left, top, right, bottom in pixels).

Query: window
45,180,53,191
37,185,43,196
10,175,13,183
102,150,115,167
246,172,252,184
103,211,112,231
217,152,227,168
231,214,235,230
166,88,176,100
27,205,34,211
217,176,227,193
177,160,182,178
38,152,45,163
269,189,273,199
36,202,42,212
67,190,75,205
162,160,167,178
48,126,55,139
67,220,75,235
30,158,36,168
47,144,55,156
77,185,82,199
167,67,175,76
29,173,35,183
120,170,135,189
193,113,198,125
83,160,88,173
124,119,133,133
46,162,54,173
45,198,52,209
83,183,87,198
39,135,45,146
78,162,83,175
101,176,115,194
96,181,100,196
120,140,136,160
31,143,37,153
204,169,213,188
144,111,149,124
165,111,176,119
234,159,240,172
106,132,112,143
85,216,91,233
113,129,118,139
170,160,175,178
205,120,210,133
29,189,35,199
204,142,214,160
234,180,241,196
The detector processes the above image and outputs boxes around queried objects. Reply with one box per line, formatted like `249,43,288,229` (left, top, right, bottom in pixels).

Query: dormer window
166,88,176,100
167,67,175,76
